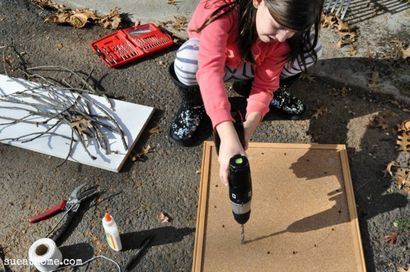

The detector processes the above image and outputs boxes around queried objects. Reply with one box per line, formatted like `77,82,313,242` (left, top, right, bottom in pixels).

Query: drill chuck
228,154,252,225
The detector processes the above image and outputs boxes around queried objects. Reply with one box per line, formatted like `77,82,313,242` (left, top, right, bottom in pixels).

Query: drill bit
241,224,245,244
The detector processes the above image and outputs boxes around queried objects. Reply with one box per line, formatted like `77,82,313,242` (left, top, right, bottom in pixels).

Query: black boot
168,63,207,146
232,75,305,118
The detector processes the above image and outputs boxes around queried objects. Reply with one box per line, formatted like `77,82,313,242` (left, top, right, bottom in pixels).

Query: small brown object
398,265,410,272
397,133,410,152
148,126,161,134
384,231,398,245
158,211,172,223
397,119,410,133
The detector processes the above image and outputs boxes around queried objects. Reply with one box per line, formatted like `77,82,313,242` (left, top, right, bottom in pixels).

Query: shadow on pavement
59,242,94,263
344,0,409,24
289,57,409,271
121,226,194,251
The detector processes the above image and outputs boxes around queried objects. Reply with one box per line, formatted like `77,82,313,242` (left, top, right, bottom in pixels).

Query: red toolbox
91,23,174,68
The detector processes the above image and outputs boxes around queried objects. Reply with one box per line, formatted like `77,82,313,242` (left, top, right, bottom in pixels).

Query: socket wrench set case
91,23,174,68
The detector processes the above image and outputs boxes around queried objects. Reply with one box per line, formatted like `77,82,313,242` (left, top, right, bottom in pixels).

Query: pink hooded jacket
188,0,290,127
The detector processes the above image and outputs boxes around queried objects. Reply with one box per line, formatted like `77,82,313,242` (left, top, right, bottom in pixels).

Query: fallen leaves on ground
397,133,410,152
160,16,188,32
32,0,123,29
55,42,64,49
398,119,410,133
330,85,351,97
148,126,161,134
368,71,381,89
369,111,397,130
158,60,167,68
385,161,399,177
132,145,155,161
69,115,93,136
31,0,64,9
97,8,122,29
398,265,410,272
385,231,398,244
300,72,316,83
402,47,410,59
394,168,410,193
158,211,172,223
385,120,410,195
381,38,409,60
321,12,358,55
311,104,328,119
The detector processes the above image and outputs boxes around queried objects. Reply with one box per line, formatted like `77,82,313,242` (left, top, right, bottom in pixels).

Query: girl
169,0,324,184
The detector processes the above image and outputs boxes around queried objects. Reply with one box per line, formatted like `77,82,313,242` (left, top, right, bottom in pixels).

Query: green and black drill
214,114,252,244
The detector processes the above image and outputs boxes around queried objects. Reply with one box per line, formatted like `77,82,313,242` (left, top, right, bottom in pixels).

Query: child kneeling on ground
169,0,323,184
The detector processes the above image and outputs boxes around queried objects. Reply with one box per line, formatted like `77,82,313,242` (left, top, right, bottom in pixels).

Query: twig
0,55,127,161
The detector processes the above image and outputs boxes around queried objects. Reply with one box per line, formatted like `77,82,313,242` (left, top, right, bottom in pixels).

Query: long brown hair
193,0,323,68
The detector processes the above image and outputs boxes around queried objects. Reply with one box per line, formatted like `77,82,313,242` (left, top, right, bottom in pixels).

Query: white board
0,74,154,172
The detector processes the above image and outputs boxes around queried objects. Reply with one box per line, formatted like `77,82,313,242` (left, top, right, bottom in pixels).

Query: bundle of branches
32,0,124,29
386,119,410,195
0,50,127,164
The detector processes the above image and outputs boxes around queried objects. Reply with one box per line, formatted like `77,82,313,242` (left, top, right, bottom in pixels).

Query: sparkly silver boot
168,63,207,146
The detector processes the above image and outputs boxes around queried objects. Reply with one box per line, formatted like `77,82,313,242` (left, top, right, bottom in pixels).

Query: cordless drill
214,113,252,243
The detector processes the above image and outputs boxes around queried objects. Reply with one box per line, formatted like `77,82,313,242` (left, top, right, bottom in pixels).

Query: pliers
29,183,98,244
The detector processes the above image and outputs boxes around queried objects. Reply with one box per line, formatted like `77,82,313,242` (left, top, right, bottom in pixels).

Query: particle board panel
193,142,366,272
0,74,154,172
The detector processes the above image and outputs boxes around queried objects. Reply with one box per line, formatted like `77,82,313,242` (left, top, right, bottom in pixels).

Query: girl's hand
216,121,246,186
242,112,261,150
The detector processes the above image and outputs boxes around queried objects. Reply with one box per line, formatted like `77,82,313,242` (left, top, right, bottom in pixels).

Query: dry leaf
158,211,172,223
69,116,93,135
32,0,64,10
68,13,89,28
46,12,70,24
56,42,64,49
44,5,122,29
397,133,410,152
321,13,337,28
175,16,188,30
311,105,328,119
336,18,350,32
385,161,398,177
402,47,410,59
336,40,349,48
347,45,358,56
300,72,316,82
321,12,358,49
158,60,167,68
371,115,389,130
385,231,398,244
132,145,154,161
398,265,410,272
167,0,177,5
368,71,380,88
148,127,161,134
395,168,410,189
398,120,410,133
340,86,350,97
96,7,122,29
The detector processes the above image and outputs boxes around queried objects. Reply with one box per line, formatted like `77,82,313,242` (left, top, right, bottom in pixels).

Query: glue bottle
102,211,122,251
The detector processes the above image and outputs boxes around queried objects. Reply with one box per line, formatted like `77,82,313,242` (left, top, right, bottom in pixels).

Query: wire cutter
29,183,98,243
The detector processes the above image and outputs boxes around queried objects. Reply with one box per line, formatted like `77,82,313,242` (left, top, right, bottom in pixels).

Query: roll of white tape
28,238,62,272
